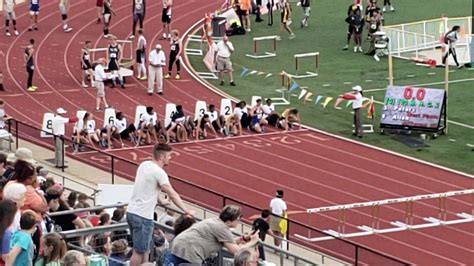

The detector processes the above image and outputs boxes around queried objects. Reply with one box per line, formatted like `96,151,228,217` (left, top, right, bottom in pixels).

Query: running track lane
2,0,473,264
73,131,473,265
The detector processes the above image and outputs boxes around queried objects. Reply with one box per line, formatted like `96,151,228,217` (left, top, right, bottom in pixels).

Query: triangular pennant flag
367,96,375,119
289,81,299,93
304,92,313,104
265,73,273,78
248,70,258,76
314,95,324,105
361,97,370,108
322,97,334,108
298,89,308,100
334,97,345,109
257,71,265,75
345,100,353,108
240,67,249,77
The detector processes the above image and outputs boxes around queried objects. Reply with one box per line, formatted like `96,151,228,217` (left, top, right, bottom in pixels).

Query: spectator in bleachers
234,248,259,266
109,239,129,266
262,99,280,127
92,233,112,257
63,250,86,266
0,199,18,265
6,211,36,266
158,209,175,226
234,101,250,130
2,183,26,231
252,209,274,262
45,187,85,233
111,208,126,223
98,213,111,227
7,160,48,222
35,166,48,185
127,143,190,266
88,209,105,227
249,99,268,133
166,205,259,265
173,213,196,237
66,192,77,209
34,232,67,266
0,152,11,199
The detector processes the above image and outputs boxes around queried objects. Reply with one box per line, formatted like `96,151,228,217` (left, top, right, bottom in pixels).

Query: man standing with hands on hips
213,35,235,86
341,85,364,138
52,108,78,168
148,44,166,95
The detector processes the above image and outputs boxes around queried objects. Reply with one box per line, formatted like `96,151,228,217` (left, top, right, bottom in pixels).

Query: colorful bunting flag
265,73,273,78
298,89,308,100
367,96,375,119
322,97,334,108
334,98,345,109
257,71,265,75
345,100,353,108
240,67,249,77
304,92,313,104
248,70,258,75
289,81,299,92
314,95,323,105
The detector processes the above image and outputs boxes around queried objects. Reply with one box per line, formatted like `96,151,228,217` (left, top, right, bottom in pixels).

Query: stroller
373,31,389,61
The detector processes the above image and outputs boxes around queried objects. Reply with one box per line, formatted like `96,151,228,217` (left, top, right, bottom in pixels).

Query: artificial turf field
188,0,474,174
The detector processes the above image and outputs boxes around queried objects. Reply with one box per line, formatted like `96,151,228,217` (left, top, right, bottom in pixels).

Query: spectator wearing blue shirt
0,200,17,265
6,211,36,266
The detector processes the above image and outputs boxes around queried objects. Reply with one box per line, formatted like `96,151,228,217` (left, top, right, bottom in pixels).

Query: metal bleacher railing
51,203,318,266
7,118,410,265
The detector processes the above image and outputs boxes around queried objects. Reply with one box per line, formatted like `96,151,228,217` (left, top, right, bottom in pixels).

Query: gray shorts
303,7,311,17
96,81,105,97
3,10,16,20
216,56,232,71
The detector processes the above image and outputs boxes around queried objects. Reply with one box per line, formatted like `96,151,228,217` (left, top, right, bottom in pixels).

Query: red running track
1,0,473,265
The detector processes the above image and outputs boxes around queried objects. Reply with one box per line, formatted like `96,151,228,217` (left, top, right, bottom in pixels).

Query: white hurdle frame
288,52,320,79
245,36,278,59
271,72,292,106
295,189,474,242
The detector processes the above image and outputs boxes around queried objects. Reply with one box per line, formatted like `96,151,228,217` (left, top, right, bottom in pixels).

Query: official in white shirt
52,108,77,168
269,189,287,247
213,35,235,86
148,44,166,95
94,58,110,111
342,85,364,138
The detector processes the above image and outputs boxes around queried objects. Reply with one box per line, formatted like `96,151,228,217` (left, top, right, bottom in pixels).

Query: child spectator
34,232,67,266
98,213,111,226
252,209,274,262
109,239,129,266
62,250,86,266
6,211,36,266
0,199,18,265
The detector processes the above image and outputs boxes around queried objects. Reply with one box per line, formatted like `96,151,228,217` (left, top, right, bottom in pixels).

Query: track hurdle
287,52,320,79
271,72,291,106
245,36,278,59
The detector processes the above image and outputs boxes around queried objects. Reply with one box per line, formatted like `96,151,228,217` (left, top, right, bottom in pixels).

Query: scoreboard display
380,86,446,131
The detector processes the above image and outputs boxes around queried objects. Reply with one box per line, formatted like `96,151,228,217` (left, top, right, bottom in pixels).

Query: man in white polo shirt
342,85,364,138
148,44,166,96
94,58,110,112
269,189,287,247
127,143,191,265
52,108,77,168
213,36,235,86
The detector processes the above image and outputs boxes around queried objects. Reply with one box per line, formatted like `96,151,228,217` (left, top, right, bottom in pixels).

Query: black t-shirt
51,204,77,232
252,218,269,241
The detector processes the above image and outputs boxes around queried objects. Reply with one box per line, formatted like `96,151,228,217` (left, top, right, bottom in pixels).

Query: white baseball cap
155,44,162,50
56,108,67,114
7,147,37,165
352,85,362,92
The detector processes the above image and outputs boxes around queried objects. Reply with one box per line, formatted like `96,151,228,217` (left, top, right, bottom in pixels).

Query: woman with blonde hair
34,232,67,266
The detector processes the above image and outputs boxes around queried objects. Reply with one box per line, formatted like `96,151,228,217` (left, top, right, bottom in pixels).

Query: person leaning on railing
164,205,259,265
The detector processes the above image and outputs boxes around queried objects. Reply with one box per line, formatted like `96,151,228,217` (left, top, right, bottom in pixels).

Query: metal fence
7,118,410,265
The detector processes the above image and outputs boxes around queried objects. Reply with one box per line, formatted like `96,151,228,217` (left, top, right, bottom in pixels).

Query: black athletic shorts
161,8,171,23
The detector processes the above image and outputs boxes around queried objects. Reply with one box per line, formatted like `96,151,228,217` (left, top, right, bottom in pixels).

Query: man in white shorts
59,0,73,32
4,0,19,36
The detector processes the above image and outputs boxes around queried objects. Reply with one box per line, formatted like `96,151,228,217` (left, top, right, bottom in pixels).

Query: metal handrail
9,118,410,265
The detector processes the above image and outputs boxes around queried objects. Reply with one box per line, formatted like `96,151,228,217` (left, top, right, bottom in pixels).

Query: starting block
194,100,208,121
245,36,278,59
287,52,320,79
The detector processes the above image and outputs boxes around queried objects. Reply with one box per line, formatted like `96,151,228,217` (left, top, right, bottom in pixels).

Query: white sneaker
382,7,386,12
82,82,88,88
64,27,73,33
289,34,296,40
14,30,19,35
129,35,135,39
354,46,358,52
390,6,395,11
358,46,363,52
246,28,251,32
6,32,11,36
374,54,380,61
